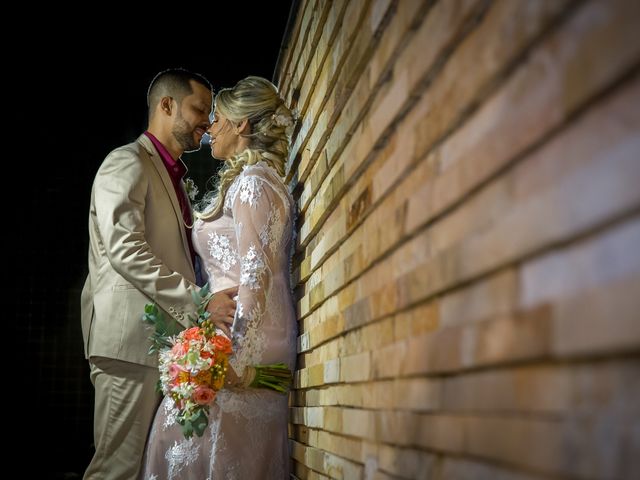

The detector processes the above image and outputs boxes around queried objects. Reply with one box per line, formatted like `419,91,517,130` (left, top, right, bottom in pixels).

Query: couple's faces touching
168,80,213,153
161,78,251,160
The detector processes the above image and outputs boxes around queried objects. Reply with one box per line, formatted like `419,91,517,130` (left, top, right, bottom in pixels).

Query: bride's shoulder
225,167,263,209
228,162,292,209
240,161,272,177
235,162,282,190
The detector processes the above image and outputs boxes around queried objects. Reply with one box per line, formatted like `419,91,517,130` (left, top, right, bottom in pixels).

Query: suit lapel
137,134,195,278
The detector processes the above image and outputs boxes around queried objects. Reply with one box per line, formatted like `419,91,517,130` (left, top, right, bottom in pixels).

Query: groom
80,68,236,479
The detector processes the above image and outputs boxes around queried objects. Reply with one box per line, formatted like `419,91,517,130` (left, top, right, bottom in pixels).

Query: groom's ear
160,96,173,115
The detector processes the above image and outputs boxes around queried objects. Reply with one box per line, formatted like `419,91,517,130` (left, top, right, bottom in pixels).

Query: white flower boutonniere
184,178,199,201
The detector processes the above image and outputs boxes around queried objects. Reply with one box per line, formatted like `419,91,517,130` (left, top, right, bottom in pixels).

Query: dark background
13,4,296,477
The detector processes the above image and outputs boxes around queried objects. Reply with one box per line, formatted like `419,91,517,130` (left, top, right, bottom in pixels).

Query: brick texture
280,0,640,478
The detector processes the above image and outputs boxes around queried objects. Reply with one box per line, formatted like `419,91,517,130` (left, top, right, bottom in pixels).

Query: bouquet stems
242,363,292,393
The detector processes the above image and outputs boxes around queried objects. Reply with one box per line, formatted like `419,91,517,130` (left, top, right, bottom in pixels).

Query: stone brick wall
276,1,640,478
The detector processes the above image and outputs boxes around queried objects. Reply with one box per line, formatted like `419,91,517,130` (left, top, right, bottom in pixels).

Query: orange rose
212,335,232,354
183,327,203,342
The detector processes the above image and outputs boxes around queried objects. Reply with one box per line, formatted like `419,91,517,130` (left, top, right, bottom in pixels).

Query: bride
140,76,298,479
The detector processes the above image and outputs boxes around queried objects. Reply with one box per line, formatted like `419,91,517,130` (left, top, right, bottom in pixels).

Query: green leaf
156,316,167,335
180,420,194,439
191,408,209,437
142,302,185,353
191,289,201,305
145,303,158,315
165,318,183,337
185,313,197,327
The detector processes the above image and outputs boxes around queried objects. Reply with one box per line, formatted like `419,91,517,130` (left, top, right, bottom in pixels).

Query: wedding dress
140,162,297,479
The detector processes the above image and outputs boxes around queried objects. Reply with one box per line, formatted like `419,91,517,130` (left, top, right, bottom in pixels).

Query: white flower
271,113,293,127
184,178,199,201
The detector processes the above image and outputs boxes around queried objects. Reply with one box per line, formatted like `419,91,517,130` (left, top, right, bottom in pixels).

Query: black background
12,4,296,476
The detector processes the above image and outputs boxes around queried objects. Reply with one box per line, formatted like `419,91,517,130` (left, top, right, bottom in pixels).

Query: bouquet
143,284,292,438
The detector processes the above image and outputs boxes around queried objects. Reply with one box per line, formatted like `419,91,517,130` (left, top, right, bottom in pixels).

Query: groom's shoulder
101,136,150,165
108,138,145,159
96,139,149,178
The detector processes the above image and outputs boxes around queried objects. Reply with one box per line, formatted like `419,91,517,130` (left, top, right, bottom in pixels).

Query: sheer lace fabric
140,162,297,479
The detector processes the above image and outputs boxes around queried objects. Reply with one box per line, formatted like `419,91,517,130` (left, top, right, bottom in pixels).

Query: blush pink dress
140,162,297,479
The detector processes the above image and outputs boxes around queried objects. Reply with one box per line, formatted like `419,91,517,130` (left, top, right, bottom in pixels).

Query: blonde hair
198,76,294,218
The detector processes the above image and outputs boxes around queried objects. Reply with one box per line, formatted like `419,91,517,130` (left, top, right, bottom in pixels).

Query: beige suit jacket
81,134,199,367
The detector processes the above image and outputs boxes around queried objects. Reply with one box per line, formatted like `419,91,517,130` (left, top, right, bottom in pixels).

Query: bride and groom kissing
81,69,297,479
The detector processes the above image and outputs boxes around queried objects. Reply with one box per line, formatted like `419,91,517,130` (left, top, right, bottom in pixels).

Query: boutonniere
184,178,199,201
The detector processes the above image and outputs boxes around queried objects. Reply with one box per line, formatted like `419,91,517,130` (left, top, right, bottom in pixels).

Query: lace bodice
192,162,296,374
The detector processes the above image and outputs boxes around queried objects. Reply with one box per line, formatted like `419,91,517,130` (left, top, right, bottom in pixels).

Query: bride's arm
227,173,289,379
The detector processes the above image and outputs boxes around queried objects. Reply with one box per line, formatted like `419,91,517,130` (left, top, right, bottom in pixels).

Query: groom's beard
172,114,200,153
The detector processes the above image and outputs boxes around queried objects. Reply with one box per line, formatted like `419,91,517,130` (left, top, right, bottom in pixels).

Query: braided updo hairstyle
198,76,294,218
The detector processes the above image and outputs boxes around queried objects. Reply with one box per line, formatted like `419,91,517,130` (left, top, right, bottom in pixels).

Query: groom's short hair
147,68,212,114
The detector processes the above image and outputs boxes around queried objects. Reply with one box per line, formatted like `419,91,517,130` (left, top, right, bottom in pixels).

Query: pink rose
193,386,216,405
168,363,187,379
171,342,188,356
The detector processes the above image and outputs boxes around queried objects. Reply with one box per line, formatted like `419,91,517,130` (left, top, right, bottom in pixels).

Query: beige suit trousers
84,357,160,480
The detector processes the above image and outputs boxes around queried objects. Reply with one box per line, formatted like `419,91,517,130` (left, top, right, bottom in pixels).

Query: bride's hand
205,286,238,337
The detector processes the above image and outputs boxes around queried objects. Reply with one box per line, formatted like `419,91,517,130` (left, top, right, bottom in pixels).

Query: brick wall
276,0,640,478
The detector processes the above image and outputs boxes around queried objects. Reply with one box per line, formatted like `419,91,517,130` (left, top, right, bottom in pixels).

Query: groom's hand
205,286,238,337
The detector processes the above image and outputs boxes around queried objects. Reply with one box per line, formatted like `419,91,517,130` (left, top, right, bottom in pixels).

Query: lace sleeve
229,172,289,375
